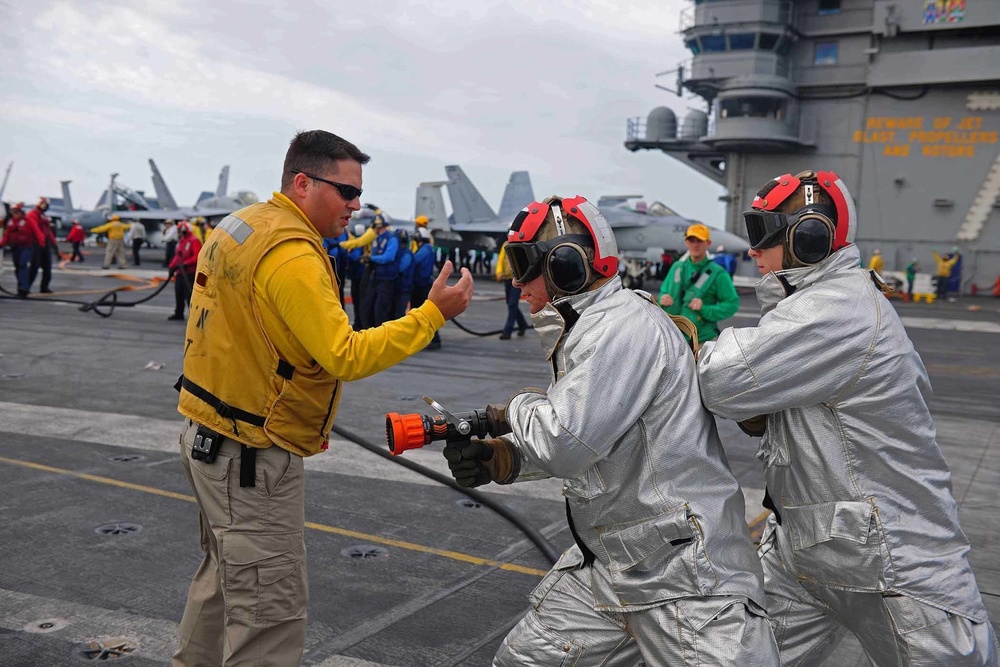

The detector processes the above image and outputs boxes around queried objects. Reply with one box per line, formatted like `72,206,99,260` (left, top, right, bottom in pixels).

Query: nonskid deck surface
1,264,998,666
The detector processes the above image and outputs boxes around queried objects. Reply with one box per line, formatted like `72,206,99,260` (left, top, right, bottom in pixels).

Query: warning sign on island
853,115,997,158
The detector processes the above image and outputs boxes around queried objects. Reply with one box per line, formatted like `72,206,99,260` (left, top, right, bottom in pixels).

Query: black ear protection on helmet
544,238,594,295
785,179,836,265
786,206,836,265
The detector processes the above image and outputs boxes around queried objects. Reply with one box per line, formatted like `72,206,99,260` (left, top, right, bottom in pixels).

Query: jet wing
113,207,235,224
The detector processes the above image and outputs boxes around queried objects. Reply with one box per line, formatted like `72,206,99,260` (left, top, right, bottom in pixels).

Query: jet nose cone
713,227,750,254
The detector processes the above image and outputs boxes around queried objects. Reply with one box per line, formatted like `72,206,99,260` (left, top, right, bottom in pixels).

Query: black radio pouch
191,425,224,464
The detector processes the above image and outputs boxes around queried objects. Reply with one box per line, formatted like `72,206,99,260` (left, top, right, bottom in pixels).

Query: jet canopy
646,201,679,217
233,191,258,206
596,195,679,217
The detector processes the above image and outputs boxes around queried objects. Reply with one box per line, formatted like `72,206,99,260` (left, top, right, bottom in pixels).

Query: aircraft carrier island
626,0,1000,293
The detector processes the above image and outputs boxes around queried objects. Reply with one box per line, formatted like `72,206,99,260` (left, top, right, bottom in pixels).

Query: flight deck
1,261,998,666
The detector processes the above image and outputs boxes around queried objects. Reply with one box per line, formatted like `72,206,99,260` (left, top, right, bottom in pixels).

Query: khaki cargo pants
103,238,128,269
173,420,308,667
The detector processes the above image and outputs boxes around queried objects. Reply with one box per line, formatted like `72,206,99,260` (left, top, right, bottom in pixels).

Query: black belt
176,375,266,435
565,500,596,566
177,375,266,488
239,445,256,488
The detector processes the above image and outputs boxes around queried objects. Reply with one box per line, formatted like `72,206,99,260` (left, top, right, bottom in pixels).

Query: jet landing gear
621,259,648,289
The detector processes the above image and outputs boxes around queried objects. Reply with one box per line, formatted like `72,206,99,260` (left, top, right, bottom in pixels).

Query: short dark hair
281,130,370,191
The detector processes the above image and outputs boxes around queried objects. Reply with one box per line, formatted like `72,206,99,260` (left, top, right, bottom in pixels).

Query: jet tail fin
0,161,12,200
444,165,497,225
415,181,450,230
216,166,229,197
60,181,74,212
497,171,534,220
149,159,179,210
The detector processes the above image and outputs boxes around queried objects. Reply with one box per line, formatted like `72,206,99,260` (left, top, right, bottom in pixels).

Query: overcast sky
1,0,725,225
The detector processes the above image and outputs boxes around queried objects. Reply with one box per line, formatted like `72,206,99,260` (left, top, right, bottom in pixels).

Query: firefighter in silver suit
697,170,999,666
445,195,780,666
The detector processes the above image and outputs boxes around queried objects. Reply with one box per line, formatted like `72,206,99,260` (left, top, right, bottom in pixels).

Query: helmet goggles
743,209,791,250
506,234,593,292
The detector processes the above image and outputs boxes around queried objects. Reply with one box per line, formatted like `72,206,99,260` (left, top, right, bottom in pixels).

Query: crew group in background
0,202,45,297
0,198,60,297
326,212,450,348
864,246,963,302
1,201,991,310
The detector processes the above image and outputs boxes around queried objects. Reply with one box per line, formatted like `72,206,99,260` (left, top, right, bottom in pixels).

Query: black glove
167,266,177,278
443,438,519,488
738,415,767,437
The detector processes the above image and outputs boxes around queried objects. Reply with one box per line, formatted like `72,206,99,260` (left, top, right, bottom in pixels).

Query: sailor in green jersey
657,223,740,343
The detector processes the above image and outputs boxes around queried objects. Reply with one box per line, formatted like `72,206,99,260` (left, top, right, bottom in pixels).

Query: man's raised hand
427,261,474,320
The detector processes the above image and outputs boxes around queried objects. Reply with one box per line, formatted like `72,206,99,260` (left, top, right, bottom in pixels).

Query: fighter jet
415,165,750,283
189,165,259,211
35,180,115,231
145,160,257,221
31,163,251,250
414,167,535,252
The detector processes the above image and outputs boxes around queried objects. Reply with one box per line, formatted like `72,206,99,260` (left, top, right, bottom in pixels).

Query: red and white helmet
505,195,618,296
177,221,193,235
744,170,857,265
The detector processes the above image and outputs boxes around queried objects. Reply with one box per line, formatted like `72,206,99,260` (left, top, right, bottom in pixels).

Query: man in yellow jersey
172,130,474,667
90,214,129,269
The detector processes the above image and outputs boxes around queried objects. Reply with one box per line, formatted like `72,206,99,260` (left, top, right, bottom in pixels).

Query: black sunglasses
290,169,363,201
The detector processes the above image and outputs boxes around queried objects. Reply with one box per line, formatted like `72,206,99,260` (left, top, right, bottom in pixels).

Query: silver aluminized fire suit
494,278,779,666
698,245,998,666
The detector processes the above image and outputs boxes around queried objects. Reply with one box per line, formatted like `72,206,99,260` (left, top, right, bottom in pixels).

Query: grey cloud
1,0,723,225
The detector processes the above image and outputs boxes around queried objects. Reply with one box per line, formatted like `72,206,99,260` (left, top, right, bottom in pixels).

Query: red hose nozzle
386,412,429,455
